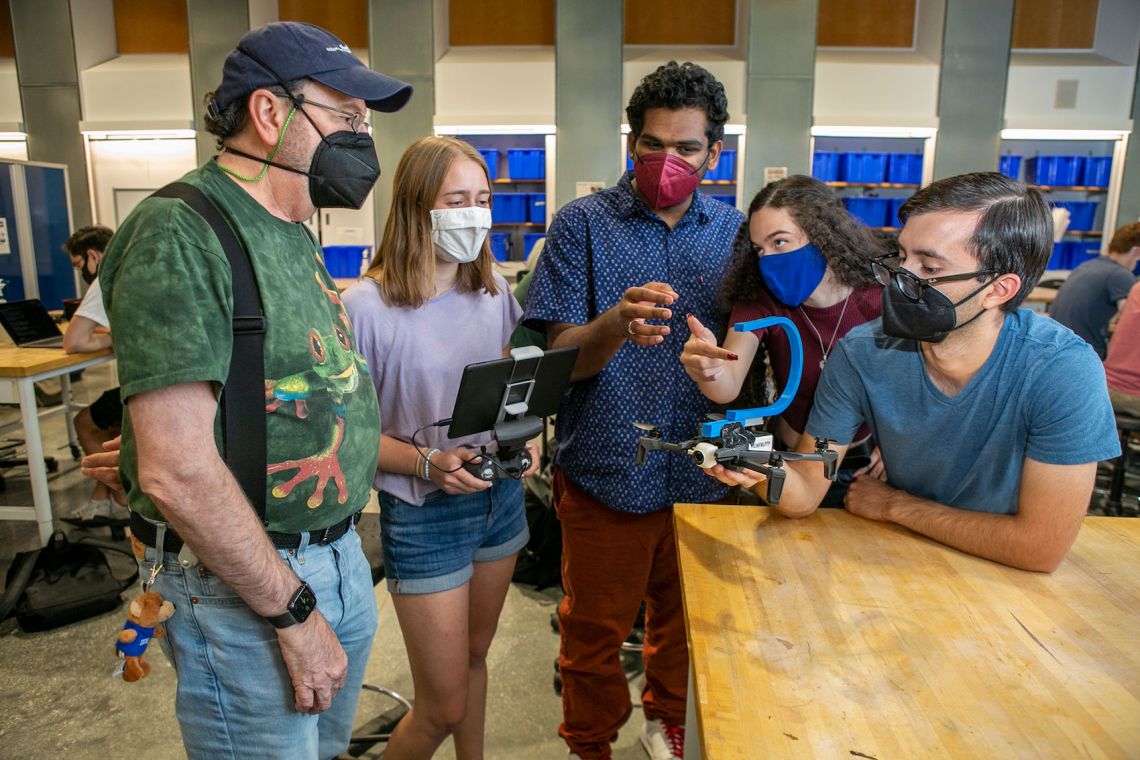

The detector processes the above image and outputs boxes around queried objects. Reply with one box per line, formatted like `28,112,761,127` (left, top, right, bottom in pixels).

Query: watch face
290,583,317,622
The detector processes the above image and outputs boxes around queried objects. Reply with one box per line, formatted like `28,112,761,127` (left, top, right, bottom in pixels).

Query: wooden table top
1027,286,1058,303
0,345,113,377
674,504,1140,759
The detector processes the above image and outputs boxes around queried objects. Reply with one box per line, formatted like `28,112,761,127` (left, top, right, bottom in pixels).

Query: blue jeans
140,526,377,760
378,478,528,594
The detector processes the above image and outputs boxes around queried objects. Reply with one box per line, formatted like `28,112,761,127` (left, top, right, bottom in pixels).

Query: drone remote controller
462,445,533,481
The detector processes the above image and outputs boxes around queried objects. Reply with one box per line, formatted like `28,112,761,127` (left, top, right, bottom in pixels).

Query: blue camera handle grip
699,316,803,438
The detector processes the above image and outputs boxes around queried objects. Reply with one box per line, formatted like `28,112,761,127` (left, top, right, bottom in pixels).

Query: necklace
799,294,851,370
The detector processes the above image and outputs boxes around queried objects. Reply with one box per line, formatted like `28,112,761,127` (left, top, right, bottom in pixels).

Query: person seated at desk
1050,222,1140,358
60,224,128,525
1104,282,1140,417
706,172,1119,573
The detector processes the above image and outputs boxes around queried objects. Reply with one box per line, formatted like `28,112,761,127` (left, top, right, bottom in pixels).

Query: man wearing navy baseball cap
96,22,410,758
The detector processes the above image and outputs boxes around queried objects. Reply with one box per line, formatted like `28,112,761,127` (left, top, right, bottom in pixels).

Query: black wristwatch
266,582,317,629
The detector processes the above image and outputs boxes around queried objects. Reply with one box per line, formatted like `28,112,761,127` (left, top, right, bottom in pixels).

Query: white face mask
430,206,492,264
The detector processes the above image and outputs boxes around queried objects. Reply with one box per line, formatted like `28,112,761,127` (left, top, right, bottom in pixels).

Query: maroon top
729,285,882,437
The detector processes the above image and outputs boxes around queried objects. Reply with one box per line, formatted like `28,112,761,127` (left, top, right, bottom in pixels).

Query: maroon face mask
633,151,708,209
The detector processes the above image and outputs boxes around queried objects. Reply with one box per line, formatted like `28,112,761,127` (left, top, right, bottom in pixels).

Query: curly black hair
722,175,885,309
203,79,305,150
626,61,729,144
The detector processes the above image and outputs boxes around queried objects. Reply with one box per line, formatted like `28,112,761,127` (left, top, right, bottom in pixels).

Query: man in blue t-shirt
708,172,1119,573
1050,222,1139,358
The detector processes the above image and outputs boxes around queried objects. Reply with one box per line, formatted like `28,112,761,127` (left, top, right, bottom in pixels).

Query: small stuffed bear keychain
114,591,175,682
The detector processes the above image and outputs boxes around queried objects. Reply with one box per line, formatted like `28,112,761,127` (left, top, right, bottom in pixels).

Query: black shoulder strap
585,223,597,322
152,182,268,523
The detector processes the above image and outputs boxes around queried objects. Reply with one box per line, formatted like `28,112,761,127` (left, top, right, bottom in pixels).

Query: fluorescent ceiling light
1000,128,1130,141
811,126,937,138
0,132,26,141
434,124,556,135
82,129,196,140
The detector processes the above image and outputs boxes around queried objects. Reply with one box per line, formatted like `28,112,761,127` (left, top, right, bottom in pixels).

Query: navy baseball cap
212,22,413,113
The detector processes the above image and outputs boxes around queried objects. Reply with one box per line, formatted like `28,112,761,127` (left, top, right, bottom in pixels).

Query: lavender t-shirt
342,274,522,505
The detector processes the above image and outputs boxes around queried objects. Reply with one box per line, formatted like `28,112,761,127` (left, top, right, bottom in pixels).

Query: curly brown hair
722,175,884,309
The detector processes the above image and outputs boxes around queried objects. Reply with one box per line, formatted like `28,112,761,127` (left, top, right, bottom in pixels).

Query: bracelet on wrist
422,448,440,481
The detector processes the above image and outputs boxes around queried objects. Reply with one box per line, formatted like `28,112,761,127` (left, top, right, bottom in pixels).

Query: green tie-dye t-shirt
100,160,380,533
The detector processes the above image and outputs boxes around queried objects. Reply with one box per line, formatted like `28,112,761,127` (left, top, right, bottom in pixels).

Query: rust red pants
554,469,692,758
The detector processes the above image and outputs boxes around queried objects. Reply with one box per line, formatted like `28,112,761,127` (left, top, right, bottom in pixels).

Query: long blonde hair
365,136,500,308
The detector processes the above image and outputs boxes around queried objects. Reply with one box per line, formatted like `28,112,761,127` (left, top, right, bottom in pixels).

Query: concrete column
10,0,93,227
932,0,1015,180
554,0,623,210
743,0,818,193
1116,64,1140,226
369,0,435,238
187,0,251,164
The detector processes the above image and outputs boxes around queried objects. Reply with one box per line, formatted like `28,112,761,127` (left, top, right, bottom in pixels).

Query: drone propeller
633,422,658,432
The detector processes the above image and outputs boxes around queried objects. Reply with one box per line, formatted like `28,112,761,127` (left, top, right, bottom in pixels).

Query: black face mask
225,128,380,210
80,255,98,285
880,276,995,343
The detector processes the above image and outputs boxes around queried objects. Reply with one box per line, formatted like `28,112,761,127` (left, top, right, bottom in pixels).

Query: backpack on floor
1,531,138,632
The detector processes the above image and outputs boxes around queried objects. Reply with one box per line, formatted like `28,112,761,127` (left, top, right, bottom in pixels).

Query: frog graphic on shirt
264,272,368,508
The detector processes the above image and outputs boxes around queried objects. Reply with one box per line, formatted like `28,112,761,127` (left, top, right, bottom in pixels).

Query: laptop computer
0,299,65,347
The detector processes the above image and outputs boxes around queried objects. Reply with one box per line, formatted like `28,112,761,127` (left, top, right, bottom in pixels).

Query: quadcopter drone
634,316,839,505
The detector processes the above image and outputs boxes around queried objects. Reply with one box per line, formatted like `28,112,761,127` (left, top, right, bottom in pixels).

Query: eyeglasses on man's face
869,254,996,301
285,94,368,135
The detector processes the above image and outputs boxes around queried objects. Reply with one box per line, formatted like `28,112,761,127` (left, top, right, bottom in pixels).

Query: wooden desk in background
674,504,1140,759
1026,286,1058,305
0,345,114,545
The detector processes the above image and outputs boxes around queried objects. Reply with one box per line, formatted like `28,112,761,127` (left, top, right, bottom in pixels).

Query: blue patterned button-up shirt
524,173,745,513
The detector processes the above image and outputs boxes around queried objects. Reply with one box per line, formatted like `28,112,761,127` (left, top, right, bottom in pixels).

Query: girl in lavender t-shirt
342,136,533,757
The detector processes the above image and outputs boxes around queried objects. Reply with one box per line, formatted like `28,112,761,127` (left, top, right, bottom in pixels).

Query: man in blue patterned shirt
524,62,745,760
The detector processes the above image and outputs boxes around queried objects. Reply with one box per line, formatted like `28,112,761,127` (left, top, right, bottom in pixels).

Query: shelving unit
810,126,937,235
997,129,1130,272
434,128,555,263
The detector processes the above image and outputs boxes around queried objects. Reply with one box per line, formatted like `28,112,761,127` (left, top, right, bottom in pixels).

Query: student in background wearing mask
706,172,1119,573
343,135,537,760
60,224,129,526
524,62,744,760
99,22,410,758
681,176,888,502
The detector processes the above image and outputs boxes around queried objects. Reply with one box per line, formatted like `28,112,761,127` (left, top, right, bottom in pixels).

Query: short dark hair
626,61,729,144
203,78,306,150
898,172,1052,312
63,225,114,257
722,175,884,309
1108,222,1140,254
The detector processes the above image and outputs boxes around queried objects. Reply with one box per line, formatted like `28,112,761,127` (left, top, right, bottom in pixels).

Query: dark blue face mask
758,242,828,307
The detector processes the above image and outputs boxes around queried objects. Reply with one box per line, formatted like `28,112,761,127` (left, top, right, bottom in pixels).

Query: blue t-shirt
806,309,1120,514
524,174,745,513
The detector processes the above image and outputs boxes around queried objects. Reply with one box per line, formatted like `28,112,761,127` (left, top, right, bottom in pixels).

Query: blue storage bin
843,197,890,228
1067,240,1101,269
527,193,547,224
709,194,736,206
478,149,500,180
523,233,546,258
1053,200,1098,231
626,155,634,172
508,149,545,180
1047,242,1069,270
707,150,736,181
489,232,511,261
321,245,371,278
840,152,889,183
1083,156,1112,188
812,151,841,182
1025,156,1084,186
998,155,1022,180
886,197,910,227
887,154,923,184
492,193,528,223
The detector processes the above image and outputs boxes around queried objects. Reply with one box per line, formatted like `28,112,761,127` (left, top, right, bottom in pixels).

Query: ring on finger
626,319,638,337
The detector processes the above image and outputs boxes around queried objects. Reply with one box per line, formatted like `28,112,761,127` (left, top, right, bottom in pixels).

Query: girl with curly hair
681,175,888,476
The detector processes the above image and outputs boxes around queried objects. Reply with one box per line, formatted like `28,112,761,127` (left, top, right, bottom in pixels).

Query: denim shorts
378,478,529,595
